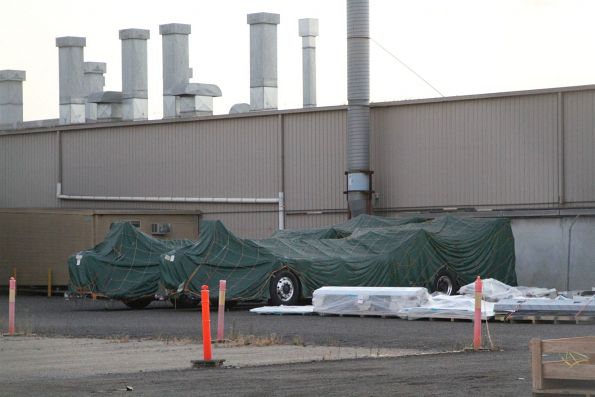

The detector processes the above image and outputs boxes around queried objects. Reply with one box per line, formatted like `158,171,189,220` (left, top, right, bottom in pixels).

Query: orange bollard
217,280,226,343
9,277,16,335
201,285,212,361
473,276,483,351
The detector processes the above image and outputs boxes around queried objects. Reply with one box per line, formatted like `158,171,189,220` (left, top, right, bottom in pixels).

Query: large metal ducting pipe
159,23,191,118
247,12,280,111
120,28,150,121
299,18,318,108
0,70,26,128
346,0,372,217
83,62,106,121
56,36,87,125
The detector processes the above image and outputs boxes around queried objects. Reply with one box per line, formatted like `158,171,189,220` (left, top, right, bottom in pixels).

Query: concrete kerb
0,336,445,381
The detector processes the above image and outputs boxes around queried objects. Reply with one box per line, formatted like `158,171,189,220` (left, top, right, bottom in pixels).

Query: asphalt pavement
1,295,594,396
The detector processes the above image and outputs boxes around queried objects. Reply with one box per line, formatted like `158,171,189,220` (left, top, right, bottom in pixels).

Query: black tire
432,268,460,295
122,297,153,309
170,294,199,309
270,270,300,306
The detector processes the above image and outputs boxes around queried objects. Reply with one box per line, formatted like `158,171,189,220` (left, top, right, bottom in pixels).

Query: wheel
170,294,199,309
122,297,153,309
270,270,300,306
432,268,460,295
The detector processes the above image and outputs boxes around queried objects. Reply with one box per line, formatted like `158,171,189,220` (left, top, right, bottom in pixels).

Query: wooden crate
531,336,595,396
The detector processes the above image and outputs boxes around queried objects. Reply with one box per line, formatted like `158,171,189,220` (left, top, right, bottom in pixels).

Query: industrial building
1,1,594,291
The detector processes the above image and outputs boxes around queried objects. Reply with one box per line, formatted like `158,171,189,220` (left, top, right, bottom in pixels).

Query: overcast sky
2,0,595,121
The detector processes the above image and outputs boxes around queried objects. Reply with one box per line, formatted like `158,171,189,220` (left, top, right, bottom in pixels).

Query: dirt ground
1,296,594,396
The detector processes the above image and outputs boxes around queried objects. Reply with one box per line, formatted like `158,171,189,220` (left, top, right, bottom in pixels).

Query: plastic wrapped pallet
458,278,556,302
312,286,430,317
398,294,495,320
494,295,595,315
250,305,314,315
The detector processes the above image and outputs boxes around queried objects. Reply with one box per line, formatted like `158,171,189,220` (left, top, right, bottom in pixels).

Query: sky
2,0,595,121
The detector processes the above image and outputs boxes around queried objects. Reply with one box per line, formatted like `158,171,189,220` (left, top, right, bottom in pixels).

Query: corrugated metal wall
0,211,93,285
563,90,595,205
0,210,201,286
61,116,280,198
283,110,346,211
1,86,595,238
371,93,560,209
0,132,58,207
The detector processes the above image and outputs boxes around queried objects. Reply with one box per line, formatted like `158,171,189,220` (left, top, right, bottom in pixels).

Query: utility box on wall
0,209,201,287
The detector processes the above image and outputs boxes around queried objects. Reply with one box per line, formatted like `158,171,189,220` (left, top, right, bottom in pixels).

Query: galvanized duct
247,12,280,111
120,29,150,121
0,70,26,128
346,0,372,217
56,36,86,125
299,18,318,108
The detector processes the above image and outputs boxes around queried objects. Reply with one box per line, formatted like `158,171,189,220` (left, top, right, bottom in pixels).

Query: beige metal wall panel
0,132,58,207
0,210,203,286
0,211,93,286
201,208,278,238
60,116,281,200
371,94,559,209
283,110,346,211
94,214,200,242
57,201,277,238
285,213,348,230
563,90,595,205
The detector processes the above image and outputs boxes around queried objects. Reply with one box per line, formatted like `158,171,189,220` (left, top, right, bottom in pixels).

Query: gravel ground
1,295,594,396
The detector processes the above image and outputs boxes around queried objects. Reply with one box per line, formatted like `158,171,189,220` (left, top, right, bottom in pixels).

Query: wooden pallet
531,336,595,396
318,313,482,321
496,313,595,324
533,387,595,396
425,316,476,322
317,312,400,319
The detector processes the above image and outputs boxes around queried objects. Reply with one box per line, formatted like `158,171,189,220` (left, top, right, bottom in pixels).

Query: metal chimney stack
247,12,280,111
120,28,150,121
56,36,86,124
346,0,372,217
298,18,318,108
0,70,26,128
159,23,191,118
83,62,106,121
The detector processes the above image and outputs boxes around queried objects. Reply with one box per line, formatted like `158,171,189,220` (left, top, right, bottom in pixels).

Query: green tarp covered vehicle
68,222,192,308
159,215,517,305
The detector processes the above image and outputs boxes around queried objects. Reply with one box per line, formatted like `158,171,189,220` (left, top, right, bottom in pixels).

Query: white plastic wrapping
312,286,430,317
494,295,595,314
398,294,495,320
458,278,556,302
250,305,314,315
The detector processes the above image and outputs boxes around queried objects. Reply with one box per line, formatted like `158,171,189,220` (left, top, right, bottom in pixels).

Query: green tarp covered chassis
69,215,516,304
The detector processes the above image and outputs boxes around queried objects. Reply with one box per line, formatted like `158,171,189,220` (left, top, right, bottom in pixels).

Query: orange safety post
201,285,212,361
217,280,226,343
473,276,483,351
9,277,16,335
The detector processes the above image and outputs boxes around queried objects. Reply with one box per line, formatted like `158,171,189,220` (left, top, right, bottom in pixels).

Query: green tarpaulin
160,215,517,301
68,222,192,299
68,215,516,301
